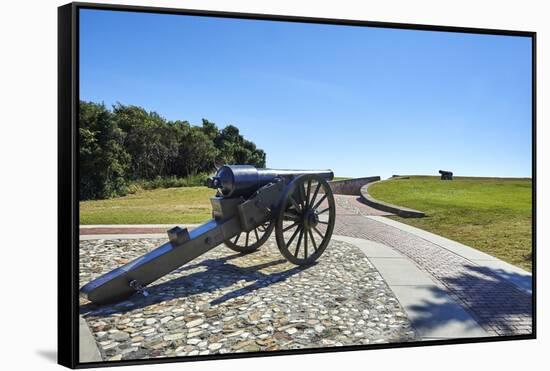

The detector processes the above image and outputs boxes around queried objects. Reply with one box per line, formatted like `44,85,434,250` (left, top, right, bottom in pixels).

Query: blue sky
80,9,532,179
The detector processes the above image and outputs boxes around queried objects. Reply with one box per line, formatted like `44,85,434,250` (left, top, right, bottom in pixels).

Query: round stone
79,237,417,361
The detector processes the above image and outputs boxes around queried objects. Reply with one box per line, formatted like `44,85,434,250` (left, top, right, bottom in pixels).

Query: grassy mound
369,176,532,271
80,186,215,225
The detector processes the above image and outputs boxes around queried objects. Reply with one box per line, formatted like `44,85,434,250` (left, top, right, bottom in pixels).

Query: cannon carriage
80,165,336,304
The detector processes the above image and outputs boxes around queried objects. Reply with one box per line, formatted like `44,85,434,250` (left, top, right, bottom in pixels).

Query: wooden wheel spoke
309,183,321,209
305,179,312,208
308,229,318,252
317,207,330,215
226,221,273,254
284,212,300,220
313,226,324,239
283,222,299,232
275,175,335,266
286,225,302,248
289,195,302,213
304,230,308,258
294,228,304,257
312,193,327,211
298,184,307,209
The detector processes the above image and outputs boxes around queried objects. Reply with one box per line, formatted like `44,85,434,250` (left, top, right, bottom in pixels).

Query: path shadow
80,252,313,317
466,264,532,294
36,349,57,363
406,264,532,337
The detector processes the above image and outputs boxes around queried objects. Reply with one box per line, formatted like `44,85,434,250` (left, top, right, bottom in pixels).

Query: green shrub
126,174,209,193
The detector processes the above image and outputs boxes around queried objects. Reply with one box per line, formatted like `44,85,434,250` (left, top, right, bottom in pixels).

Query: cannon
80,165,336,304
439,170,453,180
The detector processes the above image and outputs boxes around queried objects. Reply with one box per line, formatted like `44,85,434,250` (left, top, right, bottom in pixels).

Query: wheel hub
303,208,319,230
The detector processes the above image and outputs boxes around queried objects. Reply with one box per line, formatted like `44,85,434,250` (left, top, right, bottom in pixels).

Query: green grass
80,186,215,224
80,175,352,224
126,174,209,192
369,176,533,271
332,177,352,181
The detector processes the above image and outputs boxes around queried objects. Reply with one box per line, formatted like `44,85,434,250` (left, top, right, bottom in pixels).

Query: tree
200,119,219,140
214,125,266,167
78,101,267,200
177,127,218,176
113,104,174,179
79,101,130,200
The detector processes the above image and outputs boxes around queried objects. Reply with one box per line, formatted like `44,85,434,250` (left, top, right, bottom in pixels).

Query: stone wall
328,176,381,195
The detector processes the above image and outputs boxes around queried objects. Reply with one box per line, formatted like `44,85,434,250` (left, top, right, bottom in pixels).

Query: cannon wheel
275,174,336,265
224,221,275,254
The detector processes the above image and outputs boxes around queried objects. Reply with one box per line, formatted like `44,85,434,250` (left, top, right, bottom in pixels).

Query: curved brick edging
328,176,380,195
333,199,532,336
360,180,425,218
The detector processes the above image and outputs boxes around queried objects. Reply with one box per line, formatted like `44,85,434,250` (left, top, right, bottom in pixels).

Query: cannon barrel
208,165,334,197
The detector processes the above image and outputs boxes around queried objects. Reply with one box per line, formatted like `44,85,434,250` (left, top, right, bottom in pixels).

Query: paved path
80,238,416,361
334,194,395,216
331,235,488,340
78,194,532,341
79,316,102,362
332,195,533,336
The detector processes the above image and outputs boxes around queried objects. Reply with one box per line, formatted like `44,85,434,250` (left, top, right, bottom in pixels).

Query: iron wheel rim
275,174,336,265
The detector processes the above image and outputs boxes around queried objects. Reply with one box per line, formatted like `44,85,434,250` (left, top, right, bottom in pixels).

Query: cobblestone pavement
333,195,533,336
80,238,417,361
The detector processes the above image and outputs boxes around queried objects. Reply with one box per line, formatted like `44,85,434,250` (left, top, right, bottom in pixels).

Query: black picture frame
58,2,537,369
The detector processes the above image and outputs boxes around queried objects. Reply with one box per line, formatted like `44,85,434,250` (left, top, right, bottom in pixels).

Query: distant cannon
439,170,453,180
80,165,336,304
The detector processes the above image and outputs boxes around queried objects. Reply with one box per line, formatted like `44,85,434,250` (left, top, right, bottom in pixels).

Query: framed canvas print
58,2,536,368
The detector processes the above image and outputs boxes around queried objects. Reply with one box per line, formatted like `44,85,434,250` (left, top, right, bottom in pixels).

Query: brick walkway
332,195,533,336
333,195,395,216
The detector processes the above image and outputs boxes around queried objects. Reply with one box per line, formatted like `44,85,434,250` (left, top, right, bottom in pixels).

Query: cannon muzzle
208,165,334,197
